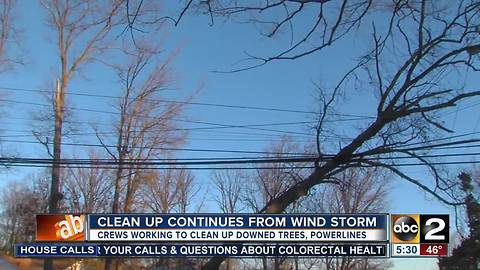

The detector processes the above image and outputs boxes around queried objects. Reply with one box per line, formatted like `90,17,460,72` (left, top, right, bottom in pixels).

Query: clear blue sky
1,1,479,269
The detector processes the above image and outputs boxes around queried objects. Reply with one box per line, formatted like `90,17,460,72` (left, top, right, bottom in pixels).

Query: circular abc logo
393,216,419,241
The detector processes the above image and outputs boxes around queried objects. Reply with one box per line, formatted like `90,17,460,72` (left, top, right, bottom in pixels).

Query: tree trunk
49,79,64,213
274,257,280,270
45,80,63,270
201,256,227,270
123,169,134,213
202,118,388,270
105,157,124,270
112,165,123,213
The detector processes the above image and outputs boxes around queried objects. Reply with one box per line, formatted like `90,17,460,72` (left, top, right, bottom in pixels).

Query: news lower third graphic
15,213,449,258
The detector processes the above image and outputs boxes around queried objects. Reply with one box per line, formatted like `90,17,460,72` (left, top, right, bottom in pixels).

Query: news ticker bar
37,214,388,242
15,243,388,258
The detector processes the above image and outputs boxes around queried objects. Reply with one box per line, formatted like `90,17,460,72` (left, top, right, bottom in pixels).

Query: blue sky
1,1,479,269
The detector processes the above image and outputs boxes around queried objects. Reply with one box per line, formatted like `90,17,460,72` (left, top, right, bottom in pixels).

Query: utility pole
50,79,64,212
44,79,64,270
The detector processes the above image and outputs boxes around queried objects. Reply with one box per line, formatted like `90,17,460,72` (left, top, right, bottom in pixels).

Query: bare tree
263,0,480,213
237,137,310,270
202,1,480,269
137,168,198,269
91,44,189,270
312,168,388,214
0,182,29,254
38,0,126,217
124,0,375,72
38,3,126,268
174,168,198,213
301,168,391,270
94,45,188,215
0,173,49,254
0,0,22,73
211,169,246,270
213,169,245,214
0,0,21,148
243,137,310,213
63,149,113,213
139,168,196,214
206,138,305,270
139,170,178,214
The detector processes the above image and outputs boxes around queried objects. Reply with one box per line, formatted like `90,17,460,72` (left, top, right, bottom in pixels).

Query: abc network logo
393,216,418,241
391,214,449,244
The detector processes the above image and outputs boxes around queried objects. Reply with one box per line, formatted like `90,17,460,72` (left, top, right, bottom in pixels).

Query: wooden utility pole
49,79,64,212
44,79,63,270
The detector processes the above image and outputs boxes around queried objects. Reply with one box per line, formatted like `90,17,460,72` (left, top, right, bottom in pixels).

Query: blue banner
88,214,387,229
15,243,387,257
15,244,98,257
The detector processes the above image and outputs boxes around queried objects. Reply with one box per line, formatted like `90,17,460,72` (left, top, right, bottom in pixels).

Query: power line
0,128,352,142
398,138,480,152
2,124,476,146
1,150,479,166
1,160,480,170
1,97,475,142
0,122,320,140
1,137,479,170
1,117,320,138
0,96,372,139
2,133,480,157
0,138,477,169
0,139,315,155
0,163,318,170
0,133,322,143
391,132,480,148
0,86,375,118
0,156,318,166
440,99,480,117
0,99,316,136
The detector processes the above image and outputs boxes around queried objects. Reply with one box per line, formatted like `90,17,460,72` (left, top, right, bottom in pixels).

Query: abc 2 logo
391,215,449,244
